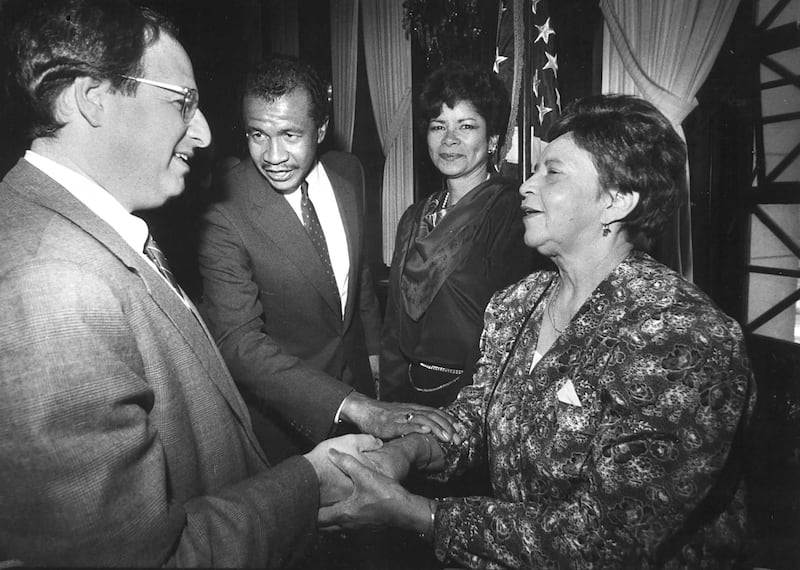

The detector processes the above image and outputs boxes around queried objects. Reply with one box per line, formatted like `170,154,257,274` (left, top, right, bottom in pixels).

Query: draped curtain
600,0,741,280
361,1,414,265
329,0,359,151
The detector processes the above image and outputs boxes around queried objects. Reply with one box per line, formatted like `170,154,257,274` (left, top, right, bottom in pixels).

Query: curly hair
243,54,329,129
1,0,177,140
548,94,687,243
417,62,510,148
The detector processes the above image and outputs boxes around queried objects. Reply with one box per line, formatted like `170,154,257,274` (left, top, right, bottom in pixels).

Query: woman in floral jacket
320,95,756,569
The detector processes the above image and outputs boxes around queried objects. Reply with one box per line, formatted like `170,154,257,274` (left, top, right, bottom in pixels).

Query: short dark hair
1,0,177,140
417,63,510,147
548,94,687,243
243,54,329,129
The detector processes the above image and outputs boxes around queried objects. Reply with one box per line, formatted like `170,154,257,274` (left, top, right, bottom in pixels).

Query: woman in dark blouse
380,63,536,409
322,95,756,569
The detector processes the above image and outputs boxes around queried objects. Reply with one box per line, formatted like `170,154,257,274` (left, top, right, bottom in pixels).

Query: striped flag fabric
494,0,562,169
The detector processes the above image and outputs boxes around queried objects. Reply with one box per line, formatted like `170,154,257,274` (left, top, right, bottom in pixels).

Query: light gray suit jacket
0,159,319,567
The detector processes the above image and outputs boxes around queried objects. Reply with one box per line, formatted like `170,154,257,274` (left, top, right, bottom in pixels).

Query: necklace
546,280,564,334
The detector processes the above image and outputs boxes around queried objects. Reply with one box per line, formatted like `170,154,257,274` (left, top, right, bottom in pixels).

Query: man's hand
303,434,383,506
318,449,435,535
340,392,461,444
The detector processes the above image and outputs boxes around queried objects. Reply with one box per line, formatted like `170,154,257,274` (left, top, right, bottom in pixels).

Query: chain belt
417,361,463,375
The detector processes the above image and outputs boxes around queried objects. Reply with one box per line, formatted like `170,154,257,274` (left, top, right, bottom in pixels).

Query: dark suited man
198,55,456,463
0,1,385,566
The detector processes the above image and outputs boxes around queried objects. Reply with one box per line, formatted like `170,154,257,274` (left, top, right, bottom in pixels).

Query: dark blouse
430,252,756,569
380,175,538,407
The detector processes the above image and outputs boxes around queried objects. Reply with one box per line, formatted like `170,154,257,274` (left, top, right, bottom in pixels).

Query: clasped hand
303,434,384,506
304,434,412,507
316,446,415,532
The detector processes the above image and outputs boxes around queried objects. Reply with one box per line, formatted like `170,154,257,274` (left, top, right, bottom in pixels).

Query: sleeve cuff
333,391,353,424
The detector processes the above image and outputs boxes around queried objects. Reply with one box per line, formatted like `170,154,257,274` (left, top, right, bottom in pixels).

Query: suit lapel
6,160,261,455
244,161,342,318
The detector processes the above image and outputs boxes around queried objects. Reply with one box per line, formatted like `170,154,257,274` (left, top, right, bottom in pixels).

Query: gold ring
405,412,414,422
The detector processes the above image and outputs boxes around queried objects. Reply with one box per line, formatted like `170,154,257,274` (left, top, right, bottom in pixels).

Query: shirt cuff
333,392,351,424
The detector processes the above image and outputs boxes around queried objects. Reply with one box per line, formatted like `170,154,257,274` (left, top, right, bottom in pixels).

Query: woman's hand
358,432,445,482
360,445,411,481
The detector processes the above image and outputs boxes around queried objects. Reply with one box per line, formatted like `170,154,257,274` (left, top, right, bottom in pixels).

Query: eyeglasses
120,75,199,124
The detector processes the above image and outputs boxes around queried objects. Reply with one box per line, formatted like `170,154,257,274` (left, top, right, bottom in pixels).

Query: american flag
494,0,561,169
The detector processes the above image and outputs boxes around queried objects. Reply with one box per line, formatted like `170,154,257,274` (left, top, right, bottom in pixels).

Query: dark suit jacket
198,151,382,462
0,159,320,567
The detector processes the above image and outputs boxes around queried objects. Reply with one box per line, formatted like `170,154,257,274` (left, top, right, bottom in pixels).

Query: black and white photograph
0,0,798,568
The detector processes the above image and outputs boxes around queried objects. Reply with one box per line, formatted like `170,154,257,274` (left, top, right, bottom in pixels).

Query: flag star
493,47,509,74
535,17,555,45
543,51,558,78
531,0,542,15
537,97,553,124
532,69,541,98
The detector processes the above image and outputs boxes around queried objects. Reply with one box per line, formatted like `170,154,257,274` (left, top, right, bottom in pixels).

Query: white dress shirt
283,160,350,316
24,150,183,301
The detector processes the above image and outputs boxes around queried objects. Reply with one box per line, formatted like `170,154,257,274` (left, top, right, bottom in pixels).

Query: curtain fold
329,0,359,152
361,0,414,265
600,0,741,280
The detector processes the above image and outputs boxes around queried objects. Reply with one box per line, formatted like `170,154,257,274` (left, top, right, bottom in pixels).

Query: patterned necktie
300,181,338,297
144,234,183,296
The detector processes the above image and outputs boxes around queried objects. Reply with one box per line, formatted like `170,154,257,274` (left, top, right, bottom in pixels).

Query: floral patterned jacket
431,251,755,569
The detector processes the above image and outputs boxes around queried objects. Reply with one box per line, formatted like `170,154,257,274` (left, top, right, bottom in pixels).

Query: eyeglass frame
120,75,199,124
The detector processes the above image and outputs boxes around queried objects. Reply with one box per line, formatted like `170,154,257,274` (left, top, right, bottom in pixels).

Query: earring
488,147,495,155
602,222,611,237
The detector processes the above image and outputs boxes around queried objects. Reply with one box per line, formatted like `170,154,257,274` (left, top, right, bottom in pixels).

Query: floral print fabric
431,251,755,569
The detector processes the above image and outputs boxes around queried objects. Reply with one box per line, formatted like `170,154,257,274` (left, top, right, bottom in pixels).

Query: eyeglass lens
183,89,199,123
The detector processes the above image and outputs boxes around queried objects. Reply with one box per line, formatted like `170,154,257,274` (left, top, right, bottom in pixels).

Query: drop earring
602,222,611,237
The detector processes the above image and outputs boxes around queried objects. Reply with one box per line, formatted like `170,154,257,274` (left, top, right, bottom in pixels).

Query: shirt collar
24,150,150,255
283,160,327,208
304,160,323,190
288,160,323,194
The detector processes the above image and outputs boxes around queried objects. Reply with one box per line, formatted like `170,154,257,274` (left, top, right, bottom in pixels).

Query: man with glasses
120,75,200,123
0,0,387,566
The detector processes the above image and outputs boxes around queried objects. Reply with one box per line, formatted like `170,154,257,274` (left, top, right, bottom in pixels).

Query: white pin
557,379,582,407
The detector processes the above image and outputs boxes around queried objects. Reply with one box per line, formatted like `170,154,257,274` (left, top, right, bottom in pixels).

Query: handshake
302,403,458,535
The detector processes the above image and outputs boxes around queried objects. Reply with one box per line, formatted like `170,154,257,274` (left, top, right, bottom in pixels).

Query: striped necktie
144,234,183,296
145,234,223,348
300,181,338,297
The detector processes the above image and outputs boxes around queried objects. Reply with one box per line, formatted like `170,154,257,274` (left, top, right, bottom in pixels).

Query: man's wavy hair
548,94,687,245
243,54,330,129
1,0,177,140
